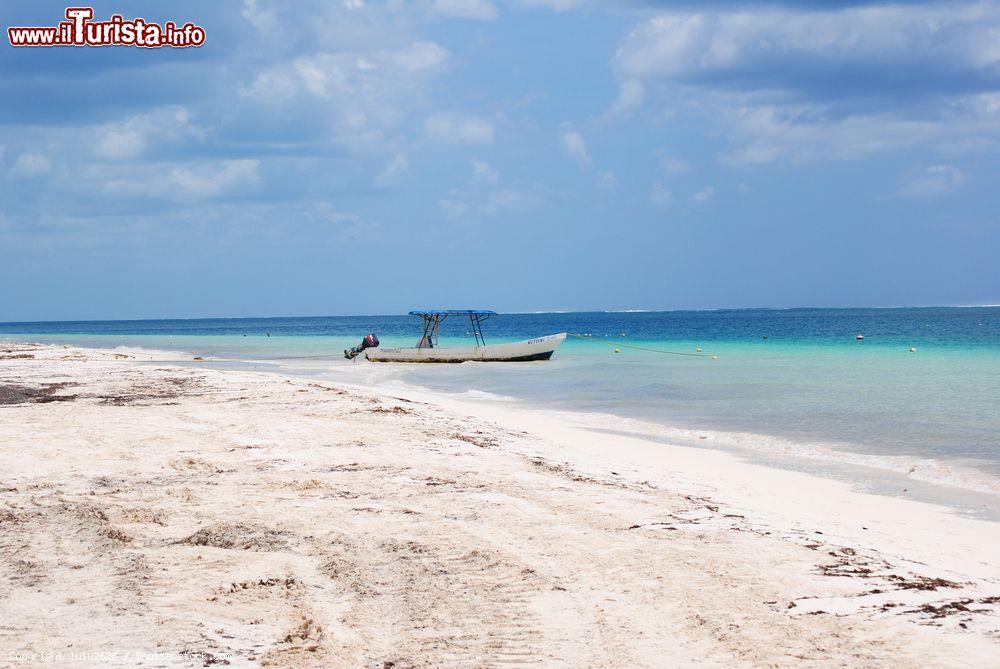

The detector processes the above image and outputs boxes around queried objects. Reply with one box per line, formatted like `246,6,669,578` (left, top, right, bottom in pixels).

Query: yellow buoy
613,348,620,354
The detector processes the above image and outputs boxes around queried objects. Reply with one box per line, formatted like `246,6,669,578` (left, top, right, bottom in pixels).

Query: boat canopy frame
408,310,497,348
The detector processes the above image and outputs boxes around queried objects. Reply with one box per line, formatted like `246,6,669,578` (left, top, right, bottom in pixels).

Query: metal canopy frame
410,310,495,348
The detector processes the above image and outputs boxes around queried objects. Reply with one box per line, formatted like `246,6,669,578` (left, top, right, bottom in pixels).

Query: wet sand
1,342,998,667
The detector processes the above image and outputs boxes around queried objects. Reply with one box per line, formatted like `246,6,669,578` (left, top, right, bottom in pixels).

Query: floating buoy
620,332,627,337
909,347,917,352
856,334,864,340
696,347,702,352
712,355,718,360
762,335,768,339
613,348,620,354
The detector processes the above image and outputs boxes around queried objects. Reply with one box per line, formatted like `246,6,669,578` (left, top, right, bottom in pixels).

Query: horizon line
1,303,998,326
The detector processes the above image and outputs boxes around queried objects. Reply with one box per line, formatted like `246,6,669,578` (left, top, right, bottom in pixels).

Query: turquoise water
3,308,999,509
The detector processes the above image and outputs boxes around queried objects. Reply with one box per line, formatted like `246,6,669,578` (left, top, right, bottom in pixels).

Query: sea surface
3,308,999,516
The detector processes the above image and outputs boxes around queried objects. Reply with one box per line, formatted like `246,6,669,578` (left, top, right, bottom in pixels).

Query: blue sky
1,0,998,320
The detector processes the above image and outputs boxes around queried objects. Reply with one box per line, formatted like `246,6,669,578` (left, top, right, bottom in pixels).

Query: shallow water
4,307,998,511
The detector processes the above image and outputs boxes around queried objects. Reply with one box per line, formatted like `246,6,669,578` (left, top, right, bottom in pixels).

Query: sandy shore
1,343,999,668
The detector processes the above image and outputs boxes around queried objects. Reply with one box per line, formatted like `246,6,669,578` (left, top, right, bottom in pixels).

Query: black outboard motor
344,333,379,360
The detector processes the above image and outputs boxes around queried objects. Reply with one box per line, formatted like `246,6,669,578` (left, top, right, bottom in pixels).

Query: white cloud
605,79,645,119
382,41,450,72
614,4,1000,164
376,153,409,185
241,0,280,35
294,58,332,97
241,39,451,156
616,6,1000,83
518,0,580,11
721,103,961,162
438,186,538,221
246,41,449,103
472,159,499,184
245,67,299,101
656,153,690,175
12,152,51,178
438,190,471,220
650,181,671,207
307,202,373,241
597,171,617,191
432,0,498,20
92,107,197,160
425,112,495,144
895,165,965,199
559,125,591,168
694,185,715,203
173,159,262,200
720,141,781,167
95,129,144,160
105,159,261,201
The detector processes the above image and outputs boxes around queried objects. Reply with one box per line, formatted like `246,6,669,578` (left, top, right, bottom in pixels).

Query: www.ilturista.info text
7,7,206,48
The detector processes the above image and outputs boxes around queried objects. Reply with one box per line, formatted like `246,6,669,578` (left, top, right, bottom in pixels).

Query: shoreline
1,342,999,666
335,384,1000,519
221,354,1000,520
9,334,1000,516
6,334,1000,517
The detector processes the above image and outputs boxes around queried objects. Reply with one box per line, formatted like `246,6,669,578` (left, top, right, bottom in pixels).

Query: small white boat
368,333,567,363
358,310,566,363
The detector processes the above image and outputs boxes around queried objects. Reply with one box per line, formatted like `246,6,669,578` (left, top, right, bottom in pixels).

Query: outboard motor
344,333,379,360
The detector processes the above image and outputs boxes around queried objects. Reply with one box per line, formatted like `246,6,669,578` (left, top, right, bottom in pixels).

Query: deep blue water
3,307,999,509
2,307,997,347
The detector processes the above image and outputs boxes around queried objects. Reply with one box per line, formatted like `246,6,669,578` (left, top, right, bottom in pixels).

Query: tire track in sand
310,521,546,668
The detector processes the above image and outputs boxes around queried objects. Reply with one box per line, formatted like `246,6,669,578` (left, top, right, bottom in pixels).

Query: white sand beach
1,342,999,668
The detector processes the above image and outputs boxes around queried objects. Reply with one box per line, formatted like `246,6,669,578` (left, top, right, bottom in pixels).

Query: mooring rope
567,333,718,358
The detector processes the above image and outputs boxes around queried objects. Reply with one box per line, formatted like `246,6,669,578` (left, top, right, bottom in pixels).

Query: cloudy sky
1,0,998,320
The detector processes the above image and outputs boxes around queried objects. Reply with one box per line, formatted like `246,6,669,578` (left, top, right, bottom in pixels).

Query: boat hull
365,333,566,363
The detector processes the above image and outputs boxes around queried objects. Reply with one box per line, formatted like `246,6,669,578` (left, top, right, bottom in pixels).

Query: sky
0,0,998,321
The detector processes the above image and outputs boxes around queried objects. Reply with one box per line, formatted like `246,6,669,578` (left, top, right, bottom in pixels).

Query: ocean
3,307,999,517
